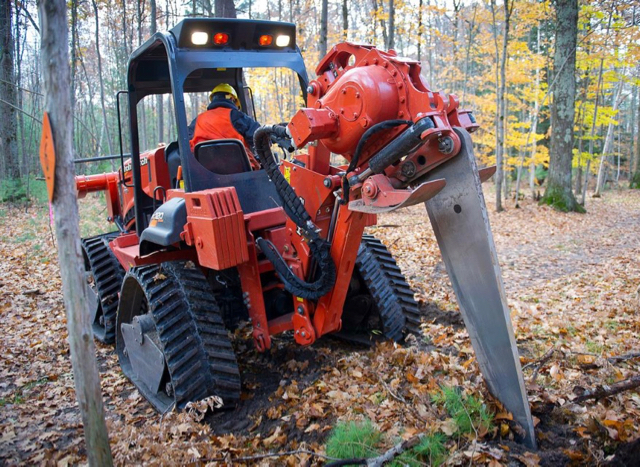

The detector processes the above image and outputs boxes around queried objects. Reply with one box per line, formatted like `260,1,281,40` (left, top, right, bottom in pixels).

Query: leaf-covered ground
1,189,639,465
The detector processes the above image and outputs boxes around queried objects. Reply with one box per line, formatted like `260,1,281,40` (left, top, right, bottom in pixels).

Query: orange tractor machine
75,18,535,447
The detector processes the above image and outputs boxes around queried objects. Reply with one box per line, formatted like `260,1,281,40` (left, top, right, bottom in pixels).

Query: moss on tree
539,185,586,213
630,171,640,189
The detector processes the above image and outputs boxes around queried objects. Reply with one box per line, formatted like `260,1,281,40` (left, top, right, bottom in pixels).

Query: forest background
1,0,640,464
0,0,639,211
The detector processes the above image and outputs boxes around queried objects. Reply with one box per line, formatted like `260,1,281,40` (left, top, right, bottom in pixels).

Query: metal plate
121,317,166,395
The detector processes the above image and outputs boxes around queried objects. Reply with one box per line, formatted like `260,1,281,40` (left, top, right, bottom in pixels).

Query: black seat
164,141,181,188
194,139,252,175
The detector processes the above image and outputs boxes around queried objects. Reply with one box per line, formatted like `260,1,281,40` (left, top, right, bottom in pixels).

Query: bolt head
438,136,455,154
323,178,332,188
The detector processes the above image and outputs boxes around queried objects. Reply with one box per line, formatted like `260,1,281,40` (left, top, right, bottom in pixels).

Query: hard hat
210,83,240,108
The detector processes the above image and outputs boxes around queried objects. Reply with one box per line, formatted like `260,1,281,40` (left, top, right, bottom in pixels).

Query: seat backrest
194,139,252,175
164,141,181,188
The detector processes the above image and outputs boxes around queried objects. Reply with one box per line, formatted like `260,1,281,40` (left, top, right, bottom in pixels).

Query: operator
188,83,261,170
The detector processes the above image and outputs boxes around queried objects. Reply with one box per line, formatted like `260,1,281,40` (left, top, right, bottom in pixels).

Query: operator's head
209,83,241,109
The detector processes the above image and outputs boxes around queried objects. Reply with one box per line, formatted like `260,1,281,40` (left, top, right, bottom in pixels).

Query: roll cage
125,18,310,235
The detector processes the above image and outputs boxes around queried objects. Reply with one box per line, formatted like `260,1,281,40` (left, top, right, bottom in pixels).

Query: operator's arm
187,116,198,140
230,109,260,149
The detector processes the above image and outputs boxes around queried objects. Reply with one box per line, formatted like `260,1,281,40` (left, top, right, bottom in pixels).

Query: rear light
213,32,229,45
191,32,208,45
258,34,273,46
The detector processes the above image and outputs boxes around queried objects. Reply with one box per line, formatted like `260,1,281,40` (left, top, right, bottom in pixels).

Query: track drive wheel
341,234,421,342
81,232,124,344
116,261,241,412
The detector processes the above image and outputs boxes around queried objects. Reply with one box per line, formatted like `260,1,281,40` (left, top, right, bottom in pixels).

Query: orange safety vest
189,107,260,170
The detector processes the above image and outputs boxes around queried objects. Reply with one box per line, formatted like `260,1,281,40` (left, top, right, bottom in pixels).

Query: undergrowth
0,178,48,204
325,420,382,460
432,386,494,436
325,420,448,466
389,433,447,467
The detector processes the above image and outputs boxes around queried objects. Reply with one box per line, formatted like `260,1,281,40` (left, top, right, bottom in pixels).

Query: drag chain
342,234,421,342
81,232,124,344
117,261,241,412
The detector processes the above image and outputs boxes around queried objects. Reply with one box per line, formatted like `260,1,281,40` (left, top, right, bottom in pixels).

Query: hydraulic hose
254,125,337,300
342,119,413,204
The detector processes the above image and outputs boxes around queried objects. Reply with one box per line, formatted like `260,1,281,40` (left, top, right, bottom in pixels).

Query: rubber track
355,234,422,340
81,232,124,344
125,262,241,410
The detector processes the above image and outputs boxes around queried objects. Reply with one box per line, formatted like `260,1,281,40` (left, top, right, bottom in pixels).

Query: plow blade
423,128,536,448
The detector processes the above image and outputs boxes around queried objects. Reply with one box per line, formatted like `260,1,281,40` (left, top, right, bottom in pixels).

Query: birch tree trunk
541,0,583,212
594,77,625,197
38,0,112,464
629,72,640,188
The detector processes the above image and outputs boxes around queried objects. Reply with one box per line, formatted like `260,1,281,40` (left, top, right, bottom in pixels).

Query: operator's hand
270,123,295,153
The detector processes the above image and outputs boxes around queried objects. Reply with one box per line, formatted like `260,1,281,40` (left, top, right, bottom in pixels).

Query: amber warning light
213,32,230,45
259,35,273,46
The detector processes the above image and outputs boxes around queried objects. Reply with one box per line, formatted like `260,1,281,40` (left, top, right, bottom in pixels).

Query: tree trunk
417,0,422,61
203,0,213,15
150,0,163,144
541,0,583,212
460,4,477,106
387,0,395,50
38,0,112,465
319,0,328,58
629,67,640,188
215,0,236,18
14,1,26,179
70,0,78,130
594,77,625,197
0,0,19,180
516,27,541,207
574,101,585,194
490,0,509,212
342,0,348,41
92,0,114,156
372,0,388,51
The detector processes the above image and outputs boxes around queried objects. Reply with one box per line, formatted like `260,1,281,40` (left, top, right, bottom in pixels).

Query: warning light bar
174,19,297,50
